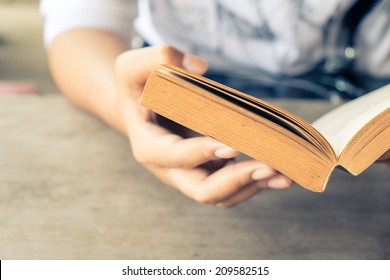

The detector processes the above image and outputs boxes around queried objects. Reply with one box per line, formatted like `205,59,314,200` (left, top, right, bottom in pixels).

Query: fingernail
182,54,208,74
267,175,292,189
251,168,275,180
214,146,239,158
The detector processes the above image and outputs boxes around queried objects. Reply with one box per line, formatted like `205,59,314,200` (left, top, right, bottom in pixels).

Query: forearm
47,28,129,133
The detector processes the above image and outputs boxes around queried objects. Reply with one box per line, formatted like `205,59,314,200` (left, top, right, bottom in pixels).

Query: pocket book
140,64,390,192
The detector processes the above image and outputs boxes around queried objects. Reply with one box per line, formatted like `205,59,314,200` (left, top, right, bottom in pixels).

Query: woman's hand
115,45,293,207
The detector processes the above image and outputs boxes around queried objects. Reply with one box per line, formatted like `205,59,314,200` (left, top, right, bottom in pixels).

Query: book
140,64,390,192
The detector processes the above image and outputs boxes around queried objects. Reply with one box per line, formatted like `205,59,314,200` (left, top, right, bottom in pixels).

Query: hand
115,45,293,207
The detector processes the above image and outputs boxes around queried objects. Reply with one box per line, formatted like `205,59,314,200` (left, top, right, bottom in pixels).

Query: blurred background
1,0,58,94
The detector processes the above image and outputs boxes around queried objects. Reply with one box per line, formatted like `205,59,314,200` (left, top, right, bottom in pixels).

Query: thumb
115,45,207,94
182,53,208,75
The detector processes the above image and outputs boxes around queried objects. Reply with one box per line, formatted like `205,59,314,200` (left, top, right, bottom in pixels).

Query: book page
312,84,390,157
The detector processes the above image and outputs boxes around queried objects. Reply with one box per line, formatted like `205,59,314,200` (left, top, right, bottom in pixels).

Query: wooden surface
1,94,390,259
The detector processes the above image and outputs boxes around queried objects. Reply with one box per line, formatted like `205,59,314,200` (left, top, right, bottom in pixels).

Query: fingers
266,174,294,189
216,174,294,208
182,53,209,74
216,184,262,208
170,160,276,204
129,119,292,207
146,148,293,207
131,131,239,169
164,159,294,207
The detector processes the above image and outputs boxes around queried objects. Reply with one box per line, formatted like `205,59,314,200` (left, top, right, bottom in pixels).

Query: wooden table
1,94,389,259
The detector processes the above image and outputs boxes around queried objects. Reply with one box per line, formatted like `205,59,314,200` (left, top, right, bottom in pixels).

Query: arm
47,29,293,207
48,28,128,133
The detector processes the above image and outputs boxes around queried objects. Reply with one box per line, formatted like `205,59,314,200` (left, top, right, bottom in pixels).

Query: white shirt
40,0,390,77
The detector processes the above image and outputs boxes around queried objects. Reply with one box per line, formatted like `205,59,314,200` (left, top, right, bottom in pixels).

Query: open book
140,64,390,192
